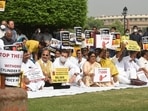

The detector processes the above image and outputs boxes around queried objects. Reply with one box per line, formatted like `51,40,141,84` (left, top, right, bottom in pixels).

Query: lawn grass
28,87,148,111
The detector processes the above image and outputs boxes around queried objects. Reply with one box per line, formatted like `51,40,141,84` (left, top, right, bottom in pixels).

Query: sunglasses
42,54,49,56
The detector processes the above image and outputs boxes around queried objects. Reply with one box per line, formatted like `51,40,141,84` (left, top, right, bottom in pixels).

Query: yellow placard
85,38,94,46
0,1,6,12
125,40,141,51
143,43,148,50
51,68,69,83
142,36,148,50
112,33,121,48
72,46,81,57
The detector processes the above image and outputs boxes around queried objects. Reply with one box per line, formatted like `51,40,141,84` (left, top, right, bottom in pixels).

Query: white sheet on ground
27,84,148,99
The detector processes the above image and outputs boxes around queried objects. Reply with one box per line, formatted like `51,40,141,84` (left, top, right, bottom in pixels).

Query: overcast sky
88,0,148,17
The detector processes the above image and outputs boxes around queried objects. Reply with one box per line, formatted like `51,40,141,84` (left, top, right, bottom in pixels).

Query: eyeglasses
42,54,49,56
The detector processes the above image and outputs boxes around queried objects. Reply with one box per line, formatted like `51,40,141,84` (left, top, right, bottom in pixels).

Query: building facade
95,14,148,31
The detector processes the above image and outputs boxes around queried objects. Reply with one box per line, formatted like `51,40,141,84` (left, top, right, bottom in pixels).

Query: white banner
0,50,23,74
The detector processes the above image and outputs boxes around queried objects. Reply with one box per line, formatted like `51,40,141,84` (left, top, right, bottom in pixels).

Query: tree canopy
83,17,104,29
0,0,87,29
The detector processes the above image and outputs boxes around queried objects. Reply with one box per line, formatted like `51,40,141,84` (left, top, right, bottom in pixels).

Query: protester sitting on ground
121,51,148,84
36,48,54,87
51,49,61,62
0,29,14,50
137,50,148,78
99,48,119,86
82,51,107,87
25,40,46,61
55,49,61,58
73,49,86,76
111,43,131,84
53,49,86,87
21,49,45,91
67,49,76,63
81,47,89,59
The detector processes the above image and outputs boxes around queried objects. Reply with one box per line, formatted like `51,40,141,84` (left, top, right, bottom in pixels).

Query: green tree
83,17,104,29
110,20,124,35
0,0,87,30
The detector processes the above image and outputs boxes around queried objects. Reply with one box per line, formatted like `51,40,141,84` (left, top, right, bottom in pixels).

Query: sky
88,0,148,17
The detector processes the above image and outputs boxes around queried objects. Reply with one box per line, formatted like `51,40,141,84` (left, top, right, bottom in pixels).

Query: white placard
49,38,61,56
96,34,113,48
5,75,20,86
137,71,148,82
24,68,45,82
0,50,23,74
94,68,111,82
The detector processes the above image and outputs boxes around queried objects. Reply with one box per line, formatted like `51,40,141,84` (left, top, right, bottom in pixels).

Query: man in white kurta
73,49,86,76
112,55,131,84
21,51,45,91
53,49,85,87
138,50,148,78
122,51,148,83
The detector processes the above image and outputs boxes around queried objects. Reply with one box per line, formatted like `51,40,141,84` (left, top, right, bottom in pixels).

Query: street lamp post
122,7,128,34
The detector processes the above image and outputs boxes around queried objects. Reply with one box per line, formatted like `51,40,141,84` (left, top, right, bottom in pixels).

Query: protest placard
51,68,69,83
112,32,121,48
125,40,141,51
49,38,61,56
60,31,70,49
94,68,111,82
142,36,148,50
74,27,82,45
0,0,5,11
96,34,113,48
24,68,45,82
0,50,23,74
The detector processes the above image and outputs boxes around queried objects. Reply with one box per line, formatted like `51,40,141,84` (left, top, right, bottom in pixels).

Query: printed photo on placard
94,68,111,82
112,32,121,48
74,27,82,45
84,30,94,46
60,31,70,49
49,38,61,56
69,33,76,47
96,34,113,48
142,36,148,50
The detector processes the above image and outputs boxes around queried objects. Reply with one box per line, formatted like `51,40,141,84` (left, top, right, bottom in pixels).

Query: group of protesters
0,19,148,92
